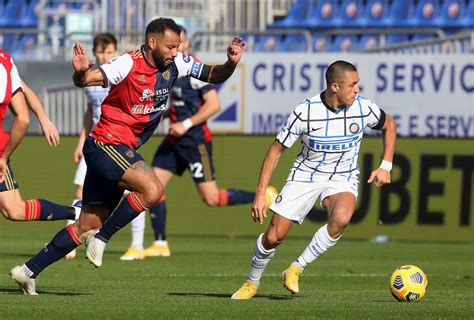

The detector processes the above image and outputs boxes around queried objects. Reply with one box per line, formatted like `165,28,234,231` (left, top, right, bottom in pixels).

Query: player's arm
22,81,60,147
2,92,30,162
252,140,287,224
73,103,93,163
368,114,397,187
197,36,246,84
169,87,220,137
72,41,104,87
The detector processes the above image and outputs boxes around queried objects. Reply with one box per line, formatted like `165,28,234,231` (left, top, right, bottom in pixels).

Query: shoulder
354,95,380,109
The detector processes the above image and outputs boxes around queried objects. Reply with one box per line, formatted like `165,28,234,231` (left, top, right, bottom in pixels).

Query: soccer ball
389,265,428,302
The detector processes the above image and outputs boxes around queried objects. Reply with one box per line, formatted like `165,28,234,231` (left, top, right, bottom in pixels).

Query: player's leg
231,213,294,300
66,157,87,260
232,181,322,299
286,186,357,294
186,142,255,207
10,154,124,294
293,192,356,270
87,144,163,267
11,202,114,294
0,162,78,221
120,190,146,261
144,167,173,257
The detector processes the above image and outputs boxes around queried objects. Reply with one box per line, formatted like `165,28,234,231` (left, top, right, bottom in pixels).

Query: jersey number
189,162,203,178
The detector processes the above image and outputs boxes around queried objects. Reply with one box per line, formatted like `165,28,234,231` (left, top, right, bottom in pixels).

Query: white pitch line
163,273,387,278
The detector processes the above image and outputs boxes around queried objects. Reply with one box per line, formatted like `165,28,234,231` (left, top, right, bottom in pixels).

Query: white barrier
201,53,473,137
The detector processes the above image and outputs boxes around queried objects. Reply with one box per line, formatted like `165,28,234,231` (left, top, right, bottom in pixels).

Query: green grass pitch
0,136,472,319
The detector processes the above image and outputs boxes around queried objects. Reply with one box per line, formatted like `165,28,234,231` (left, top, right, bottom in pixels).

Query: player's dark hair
326,60,357,85
93,33,118,52
146,18,182,37
179,25,187,35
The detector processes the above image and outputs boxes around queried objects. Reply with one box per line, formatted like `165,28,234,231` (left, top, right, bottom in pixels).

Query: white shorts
73,157,87,186
269,180,358,224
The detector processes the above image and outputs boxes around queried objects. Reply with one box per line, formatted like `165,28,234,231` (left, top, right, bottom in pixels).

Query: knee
138,181,163,208
0,201,25,221
202,193,219,207
263,230,284,248
329,207,353,235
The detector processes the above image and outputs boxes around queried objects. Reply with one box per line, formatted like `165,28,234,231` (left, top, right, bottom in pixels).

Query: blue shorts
152,140,215,183
82,136,144,208
0,161,19,192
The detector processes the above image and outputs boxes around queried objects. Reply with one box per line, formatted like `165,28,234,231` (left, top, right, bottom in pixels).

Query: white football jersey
276,92,385,183
83,86,109,125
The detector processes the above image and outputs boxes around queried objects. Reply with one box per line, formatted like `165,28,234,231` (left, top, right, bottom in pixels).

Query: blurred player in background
120,27,274,260
232,60,397,299
65,33,119,260
11,17,246,295
0,49,77,226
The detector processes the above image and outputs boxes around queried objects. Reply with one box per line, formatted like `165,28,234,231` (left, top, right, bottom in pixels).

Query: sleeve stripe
11,87,23,97
98,67,109,88
371,108,386,130
280,111,302,145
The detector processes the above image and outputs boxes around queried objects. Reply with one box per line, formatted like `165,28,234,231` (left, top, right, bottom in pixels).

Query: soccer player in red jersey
119,27,264,260
11,17,246,294
0,50,77,227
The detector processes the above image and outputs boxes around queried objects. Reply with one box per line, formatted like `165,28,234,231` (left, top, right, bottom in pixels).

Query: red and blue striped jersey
92,46,204,149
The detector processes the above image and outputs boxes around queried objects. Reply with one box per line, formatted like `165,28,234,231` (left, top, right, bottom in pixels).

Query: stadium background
0,0,473,317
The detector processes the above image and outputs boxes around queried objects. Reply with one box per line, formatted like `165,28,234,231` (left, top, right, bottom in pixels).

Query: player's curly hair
146,18,182,37
326,60,357,85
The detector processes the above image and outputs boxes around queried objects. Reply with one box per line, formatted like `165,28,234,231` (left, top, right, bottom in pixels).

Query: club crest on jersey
162,69,171,80
139,88,155,102
349,123,360,133
125,150,134,158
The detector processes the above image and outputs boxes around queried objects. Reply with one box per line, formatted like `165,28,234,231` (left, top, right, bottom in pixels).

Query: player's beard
152,50,170,70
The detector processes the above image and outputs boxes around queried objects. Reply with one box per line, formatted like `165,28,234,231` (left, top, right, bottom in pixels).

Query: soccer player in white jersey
65,33,119,260
231,60,397,299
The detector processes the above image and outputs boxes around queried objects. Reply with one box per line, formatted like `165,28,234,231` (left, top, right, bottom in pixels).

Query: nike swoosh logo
310,127,323,132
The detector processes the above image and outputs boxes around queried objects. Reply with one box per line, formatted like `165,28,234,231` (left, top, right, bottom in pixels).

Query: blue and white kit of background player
270,92,385,224
73,86,107,186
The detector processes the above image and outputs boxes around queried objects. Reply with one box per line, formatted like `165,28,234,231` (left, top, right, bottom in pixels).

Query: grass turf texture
0,136,473,318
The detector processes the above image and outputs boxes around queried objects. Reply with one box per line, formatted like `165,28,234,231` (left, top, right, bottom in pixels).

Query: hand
72,41,95,73
367,168,391,188
40,118,60,147
168,122,188,137
227,36,246,65
0,158,6,183
251,192,268,224
73,145,83,164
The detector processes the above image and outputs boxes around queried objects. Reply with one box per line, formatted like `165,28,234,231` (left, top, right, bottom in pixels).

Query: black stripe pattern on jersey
280,110,303,145
371,108,386,130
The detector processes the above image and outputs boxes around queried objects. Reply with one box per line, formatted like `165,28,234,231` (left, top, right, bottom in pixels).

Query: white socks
67,199,81,225
295,224,340,270
247,233,275,285
130,211,146,249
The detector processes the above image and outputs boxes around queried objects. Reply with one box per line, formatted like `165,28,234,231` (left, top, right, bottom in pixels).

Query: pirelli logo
191,62,202,78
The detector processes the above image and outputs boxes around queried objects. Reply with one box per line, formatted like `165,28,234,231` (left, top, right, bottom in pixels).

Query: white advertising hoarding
200,53,473,137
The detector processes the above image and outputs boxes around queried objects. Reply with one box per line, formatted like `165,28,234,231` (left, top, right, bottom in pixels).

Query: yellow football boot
231,281,259,300
119,246,145,261
265,185,278,206
144,242,171,257
281,264,303,294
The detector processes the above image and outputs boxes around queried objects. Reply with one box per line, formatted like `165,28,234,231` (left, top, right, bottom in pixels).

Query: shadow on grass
0,287,92,296
168,292,294,300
